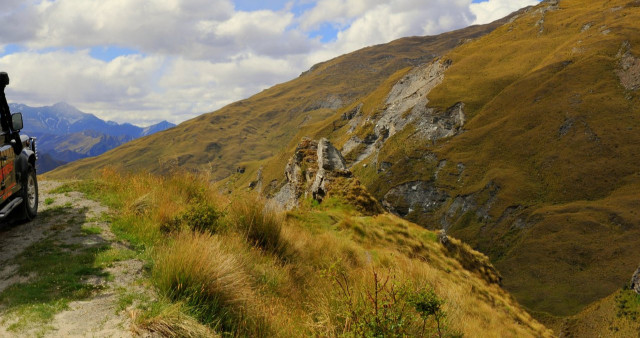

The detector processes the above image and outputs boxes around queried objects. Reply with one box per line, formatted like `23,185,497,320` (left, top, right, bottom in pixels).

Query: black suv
0,72,38,223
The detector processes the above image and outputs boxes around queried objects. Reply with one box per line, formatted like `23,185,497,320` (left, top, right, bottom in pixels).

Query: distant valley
10,102,175,172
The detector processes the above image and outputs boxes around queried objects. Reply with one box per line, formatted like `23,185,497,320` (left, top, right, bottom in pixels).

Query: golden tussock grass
72,168,552,336
153,231,253,331
227,195,287,256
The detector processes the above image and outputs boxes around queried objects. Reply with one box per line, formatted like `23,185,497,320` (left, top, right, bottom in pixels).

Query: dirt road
0,180,146,337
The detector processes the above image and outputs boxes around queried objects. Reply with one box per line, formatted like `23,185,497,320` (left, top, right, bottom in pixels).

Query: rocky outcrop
342,60,466,166
535,0,559,35
273,138,382,215
310,138,349,201
631,266,640,294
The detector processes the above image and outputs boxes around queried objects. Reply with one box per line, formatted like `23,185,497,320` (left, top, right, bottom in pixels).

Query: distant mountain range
9,102,175,173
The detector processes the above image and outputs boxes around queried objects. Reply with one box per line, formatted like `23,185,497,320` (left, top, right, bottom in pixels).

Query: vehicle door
0,141,18,202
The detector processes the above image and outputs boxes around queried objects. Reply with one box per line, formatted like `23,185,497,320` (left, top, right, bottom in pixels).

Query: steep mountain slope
47,14,518,179
246,0,640,318
47,0,640,324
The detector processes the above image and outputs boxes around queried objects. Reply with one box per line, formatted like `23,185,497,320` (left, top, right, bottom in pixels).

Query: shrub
325,268,452,338
161,203,223,234
328,269,414,337
409,288,447,337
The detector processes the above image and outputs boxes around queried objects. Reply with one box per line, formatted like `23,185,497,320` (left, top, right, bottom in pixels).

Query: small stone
631,266,640,294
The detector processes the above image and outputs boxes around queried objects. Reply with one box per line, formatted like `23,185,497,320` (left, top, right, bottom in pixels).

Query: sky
0,0,539,126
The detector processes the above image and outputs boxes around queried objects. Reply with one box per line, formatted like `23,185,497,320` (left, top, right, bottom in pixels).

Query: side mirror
0,72,9,86
11,113,23,131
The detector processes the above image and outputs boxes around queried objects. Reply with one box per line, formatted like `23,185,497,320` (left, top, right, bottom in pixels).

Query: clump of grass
228,195,286,255
153,231,252,332
131,300,217,338
44,197,55,205
95,247,138,268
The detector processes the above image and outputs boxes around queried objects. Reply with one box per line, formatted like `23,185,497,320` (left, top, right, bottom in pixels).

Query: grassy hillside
62,169,551,337
47,16,514,181
46,0,640,326
219,0,640,320
544,287,640,337
299,0,640,317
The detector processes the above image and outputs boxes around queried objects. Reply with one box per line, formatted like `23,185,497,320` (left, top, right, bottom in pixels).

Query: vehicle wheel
19,164,38,221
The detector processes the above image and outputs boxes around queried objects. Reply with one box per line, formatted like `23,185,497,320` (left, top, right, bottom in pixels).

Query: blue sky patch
309,23,342,43
0,44,25,57
90,46,142,61
234,0,290,12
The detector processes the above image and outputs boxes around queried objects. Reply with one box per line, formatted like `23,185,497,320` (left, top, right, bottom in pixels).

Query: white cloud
470,0,539,25
0,0,540,126
304,0,475,65
0,51,161,102
299,0,388,31
0,49,304,125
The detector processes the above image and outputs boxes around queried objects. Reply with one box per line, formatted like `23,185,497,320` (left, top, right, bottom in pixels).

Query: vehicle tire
18,164,38,221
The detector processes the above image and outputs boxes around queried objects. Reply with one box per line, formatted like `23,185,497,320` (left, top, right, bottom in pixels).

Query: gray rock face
318,138,347,171
631,266,640,294
382,181,449,218
272,138,317,210
305,94,344,112
272,182,297,211
311,138,348,201
272,137,382,214
341,60,465,166
273,138,347,209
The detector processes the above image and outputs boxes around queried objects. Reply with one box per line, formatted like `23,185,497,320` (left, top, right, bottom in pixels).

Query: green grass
81,226,103,235
44,197,55,205
616,288,640,321
95,247,138,268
